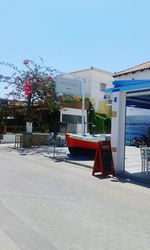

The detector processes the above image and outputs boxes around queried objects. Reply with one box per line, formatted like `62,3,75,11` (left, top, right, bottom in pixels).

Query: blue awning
106,79,150,109
106,79,150,93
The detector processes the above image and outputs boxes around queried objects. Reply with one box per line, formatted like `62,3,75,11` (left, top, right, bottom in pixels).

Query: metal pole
53,134,56,158
53,111,56,158
81,80,85,136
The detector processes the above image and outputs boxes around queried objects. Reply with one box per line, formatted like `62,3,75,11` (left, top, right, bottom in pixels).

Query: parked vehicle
132,135,147,148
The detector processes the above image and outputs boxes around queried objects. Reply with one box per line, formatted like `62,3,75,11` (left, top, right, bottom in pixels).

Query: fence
14,133,66,148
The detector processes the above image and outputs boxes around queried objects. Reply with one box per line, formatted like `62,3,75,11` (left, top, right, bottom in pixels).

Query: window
62,114,82,124
100,83,106,92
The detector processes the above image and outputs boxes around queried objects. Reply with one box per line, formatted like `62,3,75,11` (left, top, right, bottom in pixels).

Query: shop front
107,80,150,180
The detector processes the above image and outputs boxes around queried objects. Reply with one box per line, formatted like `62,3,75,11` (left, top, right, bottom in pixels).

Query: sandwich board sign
56,75,82,96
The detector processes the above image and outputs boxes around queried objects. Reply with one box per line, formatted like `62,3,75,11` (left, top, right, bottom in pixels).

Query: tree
88,102,111,134
0,59,57,129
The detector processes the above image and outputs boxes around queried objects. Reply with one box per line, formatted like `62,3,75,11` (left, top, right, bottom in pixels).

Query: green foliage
94,115,105,133
104,116,111,133
0,106,6,133
0,107,4,123
88,102,111,134
60,94,76,103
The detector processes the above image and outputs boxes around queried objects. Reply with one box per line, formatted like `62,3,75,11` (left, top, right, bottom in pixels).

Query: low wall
0,133,66,147
0,134,16,143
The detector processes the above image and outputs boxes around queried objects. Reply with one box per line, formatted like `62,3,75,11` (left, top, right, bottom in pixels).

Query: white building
65,66,113,115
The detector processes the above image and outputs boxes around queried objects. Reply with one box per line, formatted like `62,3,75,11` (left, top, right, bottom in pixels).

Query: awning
106,79,150,109
106,79,150,93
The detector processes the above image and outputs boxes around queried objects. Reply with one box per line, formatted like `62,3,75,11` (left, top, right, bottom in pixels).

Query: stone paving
1,143,147,172
0,144,150,249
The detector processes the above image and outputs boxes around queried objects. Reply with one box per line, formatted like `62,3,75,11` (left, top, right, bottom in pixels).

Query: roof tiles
113,61,150,77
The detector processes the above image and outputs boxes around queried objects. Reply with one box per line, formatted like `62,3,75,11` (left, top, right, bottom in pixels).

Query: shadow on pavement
16,146,68,158
112,172,150,188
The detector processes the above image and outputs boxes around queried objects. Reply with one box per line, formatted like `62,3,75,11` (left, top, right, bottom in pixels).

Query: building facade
65,66,113,115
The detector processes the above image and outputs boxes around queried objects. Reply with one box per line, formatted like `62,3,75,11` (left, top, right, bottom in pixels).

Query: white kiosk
107,79,150,173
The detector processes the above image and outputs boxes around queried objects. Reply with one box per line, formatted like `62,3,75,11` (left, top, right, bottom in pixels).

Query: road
0,146,150,250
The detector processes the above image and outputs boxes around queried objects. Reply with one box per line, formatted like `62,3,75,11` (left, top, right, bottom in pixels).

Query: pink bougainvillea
25,90,32,95
0,58,57,123
48,75,53,80
24,80,31,87
23,59,30,65
23,80,32,95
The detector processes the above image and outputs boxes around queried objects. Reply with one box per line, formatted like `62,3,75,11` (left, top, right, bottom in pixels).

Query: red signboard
92,141,115,178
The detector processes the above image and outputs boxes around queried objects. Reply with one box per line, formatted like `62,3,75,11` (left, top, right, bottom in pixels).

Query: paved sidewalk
0,145,150,249
0,143,94,168
1,143,150,181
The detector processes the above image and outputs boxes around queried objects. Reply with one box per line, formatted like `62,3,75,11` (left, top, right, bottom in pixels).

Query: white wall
1,134,16,143
90,70,113,111
66,68,113,112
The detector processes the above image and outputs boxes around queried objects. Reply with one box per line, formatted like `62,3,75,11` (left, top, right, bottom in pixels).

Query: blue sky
1,0,150,96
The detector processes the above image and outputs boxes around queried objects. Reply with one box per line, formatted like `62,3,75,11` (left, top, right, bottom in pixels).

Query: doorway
125,90,150,174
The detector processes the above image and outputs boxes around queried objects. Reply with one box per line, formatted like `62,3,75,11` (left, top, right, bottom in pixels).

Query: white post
111,91,126,173
26,122,33,133
81,80,85,136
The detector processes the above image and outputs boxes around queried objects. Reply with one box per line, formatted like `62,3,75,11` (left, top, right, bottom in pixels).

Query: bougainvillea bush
0,59,57,122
